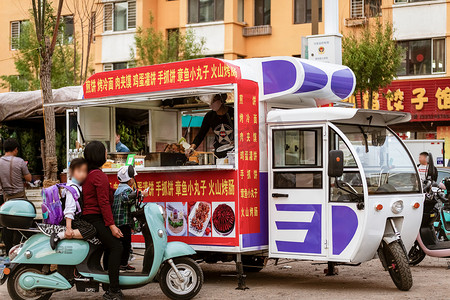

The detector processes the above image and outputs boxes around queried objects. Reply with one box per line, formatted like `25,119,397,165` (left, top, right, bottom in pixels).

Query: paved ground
1,254,449,299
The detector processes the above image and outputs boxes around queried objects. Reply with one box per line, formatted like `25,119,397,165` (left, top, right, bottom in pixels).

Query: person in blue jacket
115,133,130,152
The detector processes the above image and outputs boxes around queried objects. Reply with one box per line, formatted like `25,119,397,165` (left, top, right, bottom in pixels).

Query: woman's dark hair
84,141,106,170
69,158,87,172
4,138,19,153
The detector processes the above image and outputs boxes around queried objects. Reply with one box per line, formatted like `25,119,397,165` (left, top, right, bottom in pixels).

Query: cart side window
335,124,420,194
273,128,322,168
329,129,363,202
274,171,322,189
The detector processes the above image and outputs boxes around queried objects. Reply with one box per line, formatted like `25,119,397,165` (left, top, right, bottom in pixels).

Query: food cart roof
267,107,411,126
45,57,356,108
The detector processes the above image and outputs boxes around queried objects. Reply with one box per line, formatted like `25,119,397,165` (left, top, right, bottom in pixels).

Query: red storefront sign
343,78,450,121
83,58,240,99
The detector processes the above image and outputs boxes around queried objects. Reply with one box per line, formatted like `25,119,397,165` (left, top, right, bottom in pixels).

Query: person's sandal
49,233,60,250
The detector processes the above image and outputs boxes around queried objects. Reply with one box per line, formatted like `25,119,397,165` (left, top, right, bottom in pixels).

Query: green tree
132,14,206,66
342,20,403,108
1,4,78,92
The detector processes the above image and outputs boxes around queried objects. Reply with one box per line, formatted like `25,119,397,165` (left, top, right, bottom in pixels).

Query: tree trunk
40,41,58,182
359,91,363,109
368,89,373,110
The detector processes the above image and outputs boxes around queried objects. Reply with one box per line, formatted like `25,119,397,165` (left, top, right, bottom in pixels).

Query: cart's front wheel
383,241,413,291
159,257,203,300
408,241,426,266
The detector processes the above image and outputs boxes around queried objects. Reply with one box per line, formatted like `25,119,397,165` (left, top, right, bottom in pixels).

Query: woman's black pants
82,214,123,292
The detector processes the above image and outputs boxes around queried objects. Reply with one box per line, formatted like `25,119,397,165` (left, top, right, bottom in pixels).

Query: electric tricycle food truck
39,57,422,291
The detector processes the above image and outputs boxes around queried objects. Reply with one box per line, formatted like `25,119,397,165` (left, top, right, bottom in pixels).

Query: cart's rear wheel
383,241,413,291
408,241,426,266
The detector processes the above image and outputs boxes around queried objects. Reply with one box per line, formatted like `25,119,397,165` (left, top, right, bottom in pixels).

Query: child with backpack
49,158,96,249
112,165,148,271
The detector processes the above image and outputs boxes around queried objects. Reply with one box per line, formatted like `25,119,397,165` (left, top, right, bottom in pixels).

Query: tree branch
31,0,41,43
49,0,64,55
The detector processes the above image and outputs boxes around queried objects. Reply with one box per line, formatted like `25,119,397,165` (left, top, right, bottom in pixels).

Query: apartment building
1,1,449,158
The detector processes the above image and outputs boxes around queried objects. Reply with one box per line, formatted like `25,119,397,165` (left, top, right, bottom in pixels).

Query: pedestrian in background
418,152,438,182
0,138,32,255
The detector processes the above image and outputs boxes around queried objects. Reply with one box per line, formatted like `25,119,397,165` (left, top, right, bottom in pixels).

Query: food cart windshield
335,124,420,194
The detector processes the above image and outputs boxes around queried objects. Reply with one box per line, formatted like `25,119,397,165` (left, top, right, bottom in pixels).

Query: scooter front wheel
383,241,413,291
159,257,204,300
7,265,53,300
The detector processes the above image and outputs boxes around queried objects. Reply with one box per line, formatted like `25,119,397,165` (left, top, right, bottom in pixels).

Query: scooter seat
426,240,450,250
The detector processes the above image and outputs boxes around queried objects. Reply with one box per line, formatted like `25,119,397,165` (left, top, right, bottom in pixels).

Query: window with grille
104,1,136,32
103,62,129,71
350,0,381,18
11,20,28,50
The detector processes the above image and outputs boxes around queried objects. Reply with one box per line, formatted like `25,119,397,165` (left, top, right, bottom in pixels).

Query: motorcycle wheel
383,241,413,291
7,265,53,300
408,241,426,266
159,257,203,300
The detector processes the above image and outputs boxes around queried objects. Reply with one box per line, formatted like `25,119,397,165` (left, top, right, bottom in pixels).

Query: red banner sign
108,171,239,246
343,78,450,121
83,58,240,99
237,81,260,235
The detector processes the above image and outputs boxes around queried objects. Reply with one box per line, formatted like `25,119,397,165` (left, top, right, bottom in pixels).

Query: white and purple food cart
53,56,423,290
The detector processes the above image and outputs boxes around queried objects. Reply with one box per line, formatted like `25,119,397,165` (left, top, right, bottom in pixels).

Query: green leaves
117,121,145,153
1,3,79,92
342,19,403,108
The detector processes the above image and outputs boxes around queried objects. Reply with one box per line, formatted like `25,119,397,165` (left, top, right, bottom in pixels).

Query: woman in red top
81,141,124,300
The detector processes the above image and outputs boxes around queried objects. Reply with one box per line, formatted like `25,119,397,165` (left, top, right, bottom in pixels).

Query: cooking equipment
145,152,187,167
196,152,215,165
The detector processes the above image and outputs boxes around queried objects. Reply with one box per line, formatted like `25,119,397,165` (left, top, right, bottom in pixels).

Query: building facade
0,0,449,160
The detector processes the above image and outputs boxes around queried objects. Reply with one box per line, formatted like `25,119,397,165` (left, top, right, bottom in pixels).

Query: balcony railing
243,25,272,37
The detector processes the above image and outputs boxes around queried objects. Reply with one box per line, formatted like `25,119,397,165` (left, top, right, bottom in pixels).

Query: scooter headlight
391,200,404,214
8,243,23,261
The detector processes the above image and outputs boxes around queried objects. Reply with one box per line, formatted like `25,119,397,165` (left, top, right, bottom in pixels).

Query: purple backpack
41,183,81,225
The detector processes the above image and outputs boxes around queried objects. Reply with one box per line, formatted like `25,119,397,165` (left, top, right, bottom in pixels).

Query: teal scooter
1,194,203,300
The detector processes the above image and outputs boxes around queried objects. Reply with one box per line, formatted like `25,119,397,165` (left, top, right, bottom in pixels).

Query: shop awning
0,86,81,122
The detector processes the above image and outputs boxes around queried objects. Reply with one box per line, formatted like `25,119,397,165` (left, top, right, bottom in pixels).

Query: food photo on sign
188,201,212,237
212,202,236,238
165,202,188,236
